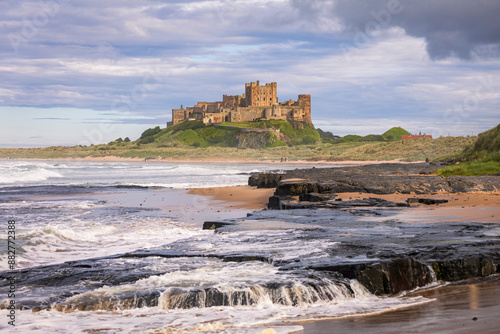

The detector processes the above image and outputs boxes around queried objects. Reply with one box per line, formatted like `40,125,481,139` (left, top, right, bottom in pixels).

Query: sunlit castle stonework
167,81,311,127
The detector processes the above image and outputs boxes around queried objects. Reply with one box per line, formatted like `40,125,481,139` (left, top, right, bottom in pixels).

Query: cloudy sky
1,0,499,147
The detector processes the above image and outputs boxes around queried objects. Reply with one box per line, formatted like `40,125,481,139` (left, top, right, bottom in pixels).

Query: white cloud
0,0,499,147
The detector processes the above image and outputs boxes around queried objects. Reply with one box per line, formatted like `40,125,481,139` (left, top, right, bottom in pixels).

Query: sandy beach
0,155,424,166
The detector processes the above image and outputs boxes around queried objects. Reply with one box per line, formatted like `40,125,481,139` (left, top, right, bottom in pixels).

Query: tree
140,126,162,139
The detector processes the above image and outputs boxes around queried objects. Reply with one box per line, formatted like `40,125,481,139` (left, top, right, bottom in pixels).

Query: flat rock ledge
201,213,500,296
249,163,500,196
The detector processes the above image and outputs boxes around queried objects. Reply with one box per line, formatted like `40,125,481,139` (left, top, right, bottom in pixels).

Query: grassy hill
436,124,500,176
0,120,482,162
320,127,411,144
136,120,321,149
382,127,411,141
463,123,500,158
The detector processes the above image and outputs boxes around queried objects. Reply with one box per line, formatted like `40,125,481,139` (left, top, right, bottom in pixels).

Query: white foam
1,291,431,334
484,227,500,237
171,228,340,264
0,213,210,270
0,162,63,184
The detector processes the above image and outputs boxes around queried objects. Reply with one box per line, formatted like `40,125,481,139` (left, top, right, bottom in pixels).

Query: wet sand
336,191,500,224
299,278,500,334
188,185,275,210
34,186,265,228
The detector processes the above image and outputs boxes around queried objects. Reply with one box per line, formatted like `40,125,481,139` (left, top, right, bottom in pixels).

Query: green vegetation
197,126,240,147
462,123,500,158
140,126,162,139
359,134,385,142
167,120,205,133
316,128,339,141
436,124,500,176
147,120,320,148
356,127,410,142
324,127,411,144
382,127,411,141
341,134,363,142
145,120,239,148
0,134,476,162
330,135,476,161
436,158,500,177
0,122,481,162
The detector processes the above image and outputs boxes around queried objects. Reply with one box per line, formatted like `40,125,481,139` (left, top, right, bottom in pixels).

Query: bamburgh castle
167,81,311,127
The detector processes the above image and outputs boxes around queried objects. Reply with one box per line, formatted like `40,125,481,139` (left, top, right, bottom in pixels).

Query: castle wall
195,101,222,113
202,113,224,124
230,107,266,122
223,95,243,108
169,81,311,127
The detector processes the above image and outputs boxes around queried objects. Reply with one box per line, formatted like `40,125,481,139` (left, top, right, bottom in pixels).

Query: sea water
0,160,430,333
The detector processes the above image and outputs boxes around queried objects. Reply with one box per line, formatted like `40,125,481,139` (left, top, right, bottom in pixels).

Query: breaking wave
0,163,63,184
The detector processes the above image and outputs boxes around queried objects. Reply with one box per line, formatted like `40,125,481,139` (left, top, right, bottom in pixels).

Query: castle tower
244,81,278,107
171,105,187,125
298,95,311,123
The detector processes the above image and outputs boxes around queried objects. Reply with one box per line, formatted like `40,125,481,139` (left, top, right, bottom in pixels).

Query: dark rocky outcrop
202,221,236,230
267,195,282,209
275,174,499,197
431,257,498,281
236,130,273,149
317,259,434,295
311,257,498,295
248,172,284,188
407,198,449,205
299,192,336,202
250,163,500,195
268,196,409,210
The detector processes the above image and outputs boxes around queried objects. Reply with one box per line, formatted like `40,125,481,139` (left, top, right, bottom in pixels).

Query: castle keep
167,81,311,127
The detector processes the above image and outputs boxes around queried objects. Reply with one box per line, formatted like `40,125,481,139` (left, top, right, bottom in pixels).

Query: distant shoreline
0,155,424,166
